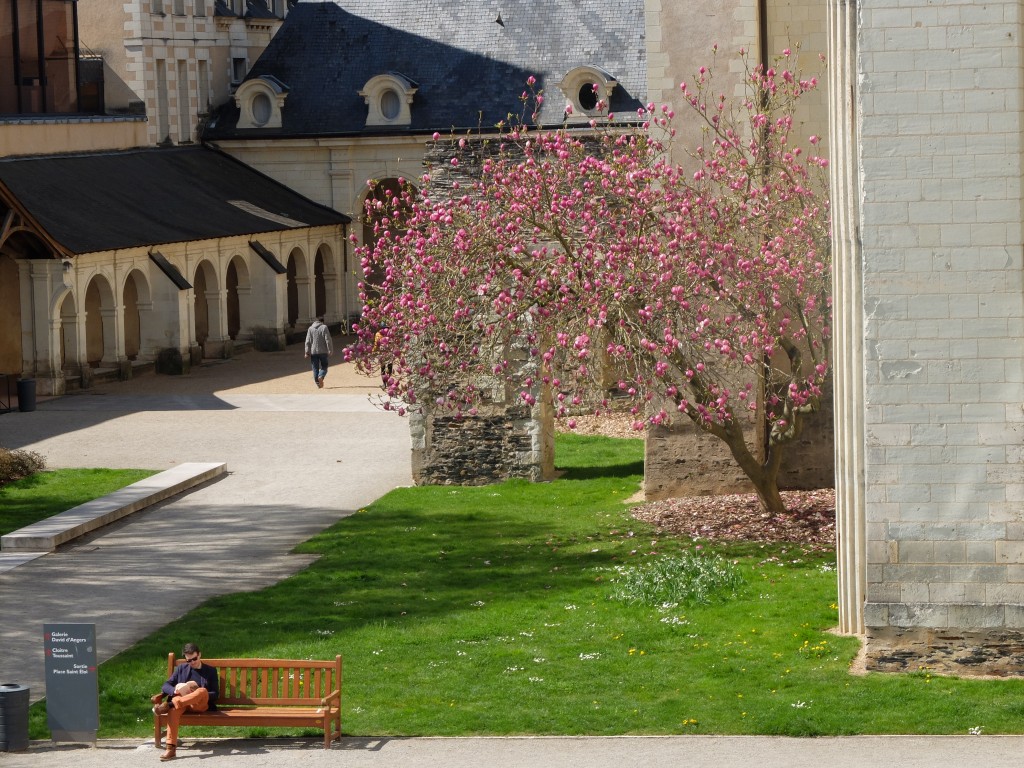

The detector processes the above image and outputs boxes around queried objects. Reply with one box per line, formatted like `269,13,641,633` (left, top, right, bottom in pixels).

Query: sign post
43,623,98,743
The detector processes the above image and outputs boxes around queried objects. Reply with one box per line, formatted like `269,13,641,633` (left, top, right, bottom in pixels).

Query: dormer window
234,75,288,129
558,66,618,122
359,73,417,128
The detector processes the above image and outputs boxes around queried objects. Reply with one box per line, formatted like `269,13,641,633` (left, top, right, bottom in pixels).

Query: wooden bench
153,653,342,750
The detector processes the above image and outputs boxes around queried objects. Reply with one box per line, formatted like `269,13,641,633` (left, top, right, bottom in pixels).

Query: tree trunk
714,419,788,516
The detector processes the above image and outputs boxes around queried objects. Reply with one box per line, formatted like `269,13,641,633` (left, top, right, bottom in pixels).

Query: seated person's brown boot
160,743,176,761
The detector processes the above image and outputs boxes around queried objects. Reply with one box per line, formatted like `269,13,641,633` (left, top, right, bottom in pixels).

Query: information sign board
43,623,98,742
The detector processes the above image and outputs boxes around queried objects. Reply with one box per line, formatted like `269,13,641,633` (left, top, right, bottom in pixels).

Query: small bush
0,447,46,485
155,347,184,375
251,326,284,352
609,550,745,607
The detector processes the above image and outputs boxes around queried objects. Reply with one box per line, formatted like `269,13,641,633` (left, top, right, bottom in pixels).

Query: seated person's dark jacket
162,661,219,711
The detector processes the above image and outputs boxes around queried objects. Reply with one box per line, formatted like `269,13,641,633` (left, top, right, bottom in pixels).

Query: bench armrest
318,689,341,709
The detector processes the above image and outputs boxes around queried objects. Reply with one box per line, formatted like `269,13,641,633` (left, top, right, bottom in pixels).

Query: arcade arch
123,269,152,361
226,255,252,340
360,178,415,306
84,274,116,367
0,254,21,375
286,247,309,327
58,291,79,374
193,260,223,354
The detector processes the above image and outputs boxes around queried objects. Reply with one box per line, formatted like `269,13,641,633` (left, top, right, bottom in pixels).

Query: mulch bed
562,415,836,551
631,488,836,551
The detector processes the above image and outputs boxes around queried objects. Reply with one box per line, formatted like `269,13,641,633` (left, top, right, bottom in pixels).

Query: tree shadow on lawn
115,473,645,661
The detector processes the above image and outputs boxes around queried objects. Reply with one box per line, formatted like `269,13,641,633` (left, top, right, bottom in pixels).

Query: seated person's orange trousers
165,687,209,745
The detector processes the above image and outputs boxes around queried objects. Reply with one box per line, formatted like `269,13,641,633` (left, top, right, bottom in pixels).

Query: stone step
0,462,226,554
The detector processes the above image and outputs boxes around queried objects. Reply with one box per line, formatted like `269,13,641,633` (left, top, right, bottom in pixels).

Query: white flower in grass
528,677,544,683
969,726,984,735
579,652,601,661
371,649,384,656
472,600,485,607
504,666,524,673
791,701,810,709
533,657,546,663
564,604,578,611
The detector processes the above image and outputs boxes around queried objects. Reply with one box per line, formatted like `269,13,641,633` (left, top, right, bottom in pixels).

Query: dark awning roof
249,239,288,274
148,251,192,290
0,146,350,255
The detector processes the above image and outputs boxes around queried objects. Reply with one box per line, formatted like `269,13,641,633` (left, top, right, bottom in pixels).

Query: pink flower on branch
349,51,831,514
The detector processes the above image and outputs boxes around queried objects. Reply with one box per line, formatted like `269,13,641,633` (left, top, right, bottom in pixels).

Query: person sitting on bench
151,642,218,761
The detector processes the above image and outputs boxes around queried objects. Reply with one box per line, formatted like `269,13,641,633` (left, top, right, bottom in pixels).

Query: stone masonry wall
644,380,835,500
857,0,1024,658
410,404,554,486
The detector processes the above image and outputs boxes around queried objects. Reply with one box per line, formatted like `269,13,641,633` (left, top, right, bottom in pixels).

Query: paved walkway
0,340,412,704
4,734,1024,767
3,341,1024,766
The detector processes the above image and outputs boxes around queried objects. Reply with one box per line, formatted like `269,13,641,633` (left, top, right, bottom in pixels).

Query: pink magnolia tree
348,50,830,515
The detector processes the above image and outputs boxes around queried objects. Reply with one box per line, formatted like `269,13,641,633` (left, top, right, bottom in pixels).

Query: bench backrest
166,653,342,706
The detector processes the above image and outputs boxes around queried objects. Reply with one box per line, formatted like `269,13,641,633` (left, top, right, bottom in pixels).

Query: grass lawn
0,468,157,537
31,435,1024,738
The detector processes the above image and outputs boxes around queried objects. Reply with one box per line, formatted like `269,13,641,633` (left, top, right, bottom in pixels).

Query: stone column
827,0,866,635
18,259,65,395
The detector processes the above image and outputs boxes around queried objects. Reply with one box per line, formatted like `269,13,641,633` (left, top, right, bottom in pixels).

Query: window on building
358,73,417,127
234,75,288,129
231,57,247,86
195,0,207,16
152,0,164,13
380,89,401,121
177,60,191,142
558,66,618,123
251,92,272,125
197,59,210,114
0,0,83,114
173,0,184,15
155,59,170,143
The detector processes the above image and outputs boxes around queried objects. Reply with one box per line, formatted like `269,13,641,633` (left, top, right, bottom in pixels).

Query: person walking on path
151,642,219,761
304,315,334,388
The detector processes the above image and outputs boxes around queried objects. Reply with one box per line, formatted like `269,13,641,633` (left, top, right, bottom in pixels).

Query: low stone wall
866,625,1024,677
410,403,555,486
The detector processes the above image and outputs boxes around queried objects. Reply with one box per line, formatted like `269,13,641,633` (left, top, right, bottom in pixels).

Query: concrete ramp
0,462,226,553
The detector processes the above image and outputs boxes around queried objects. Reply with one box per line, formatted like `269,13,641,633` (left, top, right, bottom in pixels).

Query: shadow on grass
125,484,639,656
554,433,644,481
558,460,645,481
65,434,649,736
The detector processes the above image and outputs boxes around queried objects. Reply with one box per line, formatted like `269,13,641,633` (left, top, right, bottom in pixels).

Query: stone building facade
0,146,350,395
78,0,286,146
829,0,1024,672
204,0,833,490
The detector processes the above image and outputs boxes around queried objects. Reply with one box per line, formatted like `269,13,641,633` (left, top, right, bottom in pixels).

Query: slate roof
0,146,350,256
204,0,647,139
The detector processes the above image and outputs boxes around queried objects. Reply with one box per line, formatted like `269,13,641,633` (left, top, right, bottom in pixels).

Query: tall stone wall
848,0,1024,674
644,381,835,500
